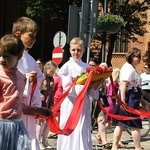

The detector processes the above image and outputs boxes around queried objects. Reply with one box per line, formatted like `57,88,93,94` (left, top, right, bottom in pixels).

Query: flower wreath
76,65,113,84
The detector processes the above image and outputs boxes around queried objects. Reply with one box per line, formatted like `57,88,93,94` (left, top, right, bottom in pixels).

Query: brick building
90,2,150,74
0,1,149,72
111,9,150,74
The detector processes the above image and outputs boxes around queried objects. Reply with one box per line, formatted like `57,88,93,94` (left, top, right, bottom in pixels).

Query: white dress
17,50,44,150
57,57,99,150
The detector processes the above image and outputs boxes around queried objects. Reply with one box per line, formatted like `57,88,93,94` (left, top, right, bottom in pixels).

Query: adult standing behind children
12,17,45,150
88,57,99,128
96,68,125,149
105,68,120,129
111,48,148,150
57,37,103,150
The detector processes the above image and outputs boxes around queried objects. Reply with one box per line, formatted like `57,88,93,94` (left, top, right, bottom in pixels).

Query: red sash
29,79,37,105
38,70,150,135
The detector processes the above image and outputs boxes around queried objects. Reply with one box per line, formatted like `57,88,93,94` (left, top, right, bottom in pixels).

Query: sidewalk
47,126,150,150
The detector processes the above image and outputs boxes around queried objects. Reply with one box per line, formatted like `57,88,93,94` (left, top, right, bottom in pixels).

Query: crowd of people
0,16,150,150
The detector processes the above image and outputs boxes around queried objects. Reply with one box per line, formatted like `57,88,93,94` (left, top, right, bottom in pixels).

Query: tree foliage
25,0,150,41
25,0,82,20
98,0,150,42
24,0,150,66
97,0,150,66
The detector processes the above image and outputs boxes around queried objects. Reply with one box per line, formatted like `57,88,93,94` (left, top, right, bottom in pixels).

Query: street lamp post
101,0,108,62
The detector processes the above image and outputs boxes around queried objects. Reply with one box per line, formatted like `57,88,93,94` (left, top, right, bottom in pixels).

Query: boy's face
19,31,37,49
0,52,21,70
69,44,85,61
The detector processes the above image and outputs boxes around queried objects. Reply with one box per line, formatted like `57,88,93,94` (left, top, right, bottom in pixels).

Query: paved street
46,126,150,150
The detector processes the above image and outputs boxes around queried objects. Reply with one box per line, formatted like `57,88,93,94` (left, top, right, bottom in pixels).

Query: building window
114,33,128,53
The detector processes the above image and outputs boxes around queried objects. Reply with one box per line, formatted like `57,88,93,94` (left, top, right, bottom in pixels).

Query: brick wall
111,9,150,74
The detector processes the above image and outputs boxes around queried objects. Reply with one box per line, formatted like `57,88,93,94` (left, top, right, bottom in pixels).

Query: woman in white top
111,48,147,150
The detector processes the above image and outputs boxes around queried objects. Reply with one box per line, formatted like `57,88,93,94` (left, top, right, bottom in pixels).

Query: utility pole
101,0,108,62
86,0,98,63
67,0,98,63
80,0,98,63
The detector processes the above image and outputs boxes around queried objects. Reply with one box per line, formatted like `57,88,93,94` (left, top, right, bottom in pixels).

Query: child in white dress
12,17,44,150
57,37,102,150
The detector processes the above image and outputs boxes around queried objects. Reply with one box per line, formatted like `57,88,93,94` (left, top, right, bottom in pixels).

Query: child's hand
35,107,52,117
21,103,52,117
29,71,37,82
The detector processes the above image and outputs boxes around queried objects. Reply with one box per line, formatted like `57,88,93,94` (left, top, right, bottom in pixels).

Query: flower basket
97,22,122,34
97,13,125,34
76,66,112,85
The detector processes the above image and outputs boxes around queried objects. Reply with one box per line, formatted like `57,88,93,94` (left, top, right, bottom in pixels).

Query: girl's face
46,67,57,77
69,44,85,61
0,52,20,70
19,31,37,49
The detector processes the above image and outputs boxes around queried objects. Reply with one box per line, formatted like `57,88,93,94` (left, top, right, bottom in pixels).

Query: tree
25,0,82,20
24,0,83,62
24,0,150,65
98,0,150,66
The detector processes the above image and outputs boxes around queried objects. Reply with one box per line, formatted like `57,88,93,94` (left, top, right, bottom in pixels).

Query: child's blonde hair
54,68,60,76
12,17,39,34
70,37,84,48
42,61,57,90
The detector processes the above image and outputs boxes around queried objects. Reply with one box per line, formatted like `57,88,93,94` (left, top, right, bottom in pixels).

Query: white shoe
42,141,53,149
39,142,46,150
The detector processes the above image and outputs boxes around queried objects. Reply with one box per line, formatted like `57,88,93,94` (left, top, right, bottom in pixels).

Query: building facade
0,1,149,72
